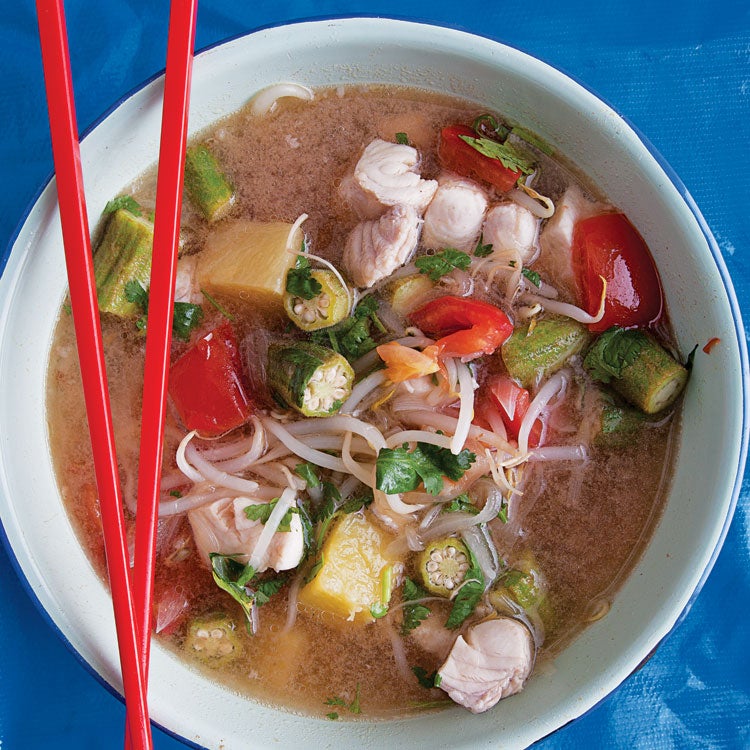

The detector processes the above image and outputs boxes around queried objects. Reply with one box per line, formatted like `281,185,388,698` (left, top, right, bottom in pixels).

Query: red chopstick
34,2,152,749
132,0,198,683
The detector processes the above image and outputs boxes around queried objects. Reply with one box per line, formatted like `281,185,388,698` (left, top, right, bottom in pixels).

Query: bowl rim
1,14,747,749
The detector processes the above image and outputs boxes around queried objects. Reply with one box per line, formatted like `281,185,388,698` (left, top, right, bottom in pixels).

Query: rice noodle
518,370,569,455
185,443,261,495
530,445,588,462
159,488,241,517
420,480,503,539
281,571,304,634
283,414,386,452
508,184,555,219
341,432,375,486
386,623,414,683
213,417,266,473
250,82,314,116
451,362,476,454
262,418,349,473
340,370,387,414
248,487,297,570
176,431,206,483
385,429,453,450
461,524,501,588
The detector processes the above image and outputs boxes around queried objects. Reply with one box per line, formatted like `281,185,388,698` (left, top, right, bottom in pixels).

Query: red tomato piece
169,322,252,437
438,125,521,193
573,212,663,333
409,296,514,359
485,374,542,447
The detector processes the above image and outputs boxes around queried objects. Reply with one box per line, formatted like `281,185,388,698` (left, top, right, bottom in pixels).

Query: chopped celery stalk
184,144,235,222
501,317,591,389
417,537,471,598
284,270,350,331
583,327,689,414
267,341,354,417
93,208,154,318
184,613,243,667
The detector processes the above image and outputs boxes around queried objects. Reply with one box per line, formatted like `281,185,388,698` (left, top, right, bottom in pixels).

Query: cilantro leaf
415,249,472,282
103,195,144,217
585,326,646,384
286,255,322,300
124,279,149,312
294,462,321,489
445,548,485,630
521,267,542,287
458,134,534,175
442,493,479,514
253,576,287,607
395,132,409,145
474,235,494,258
172,301,204,341
376,446,420,494
401,578,431,635
244,499,299,532
375,443,476,496
412,666,439,689
209,553,257,626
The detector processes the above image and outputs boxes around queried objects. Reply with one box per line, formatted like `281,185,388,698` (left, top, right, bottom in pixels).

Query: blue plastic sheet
0,0,748,747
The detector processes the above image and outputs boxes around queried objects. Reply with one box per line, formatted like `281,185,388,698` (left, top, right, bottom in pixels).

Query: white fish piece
422,175,489,253
188,496,304,573
345,138,438,217
343,204,421,288
538,184,611,299
174,255,204,305
482,201,540,266
437,617,534,713
408,612,458,662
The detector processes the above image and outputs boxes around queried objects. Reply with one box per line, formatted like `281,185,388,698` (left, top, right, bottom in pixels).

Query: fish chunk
188,496,304,573
343,204,421,288
341,139,438,218
482,202,539,266
422,175,489,253
174,255,204,305
538,184,611,299
437,617,534,713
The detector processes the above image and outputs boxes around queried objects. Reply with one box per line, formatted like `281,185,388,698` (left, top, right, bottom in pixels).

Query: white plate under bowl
0,17,746,750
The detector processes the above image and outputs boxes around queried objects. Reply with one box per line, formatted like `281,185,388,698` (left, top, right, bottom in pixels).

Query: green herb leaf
370,602,389,618
124,279,149,313
395,132,409,145
172,301,204,341
401,577,432,635
442,493,479,514
286,255,323,300
412,666,439,690
294,462,321,489
585,326,646,384
375,443,476,496
326,712,339,721
208,553,257,625
253,576,287,607
445,548,485,630
103,195,144,217
169,489,183,498
244,499,299,532
474,235,494,258
471,113,510,140
201,288,236,321
521,267,542,287
458,135,534,175
415,249,472,282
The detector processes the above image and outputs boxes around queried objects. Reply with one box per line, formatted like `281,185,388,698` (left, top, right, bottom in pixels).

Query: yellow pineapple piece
195,219,300,312
299,512,394,624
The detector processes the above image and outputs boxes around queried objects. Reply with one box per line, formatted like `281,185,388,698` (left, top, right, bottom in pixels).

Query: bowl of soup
0,16,745,750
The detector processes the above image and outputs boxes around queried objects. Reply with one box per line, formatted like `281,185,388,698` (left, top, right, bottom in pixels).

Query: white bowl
0,17,746,750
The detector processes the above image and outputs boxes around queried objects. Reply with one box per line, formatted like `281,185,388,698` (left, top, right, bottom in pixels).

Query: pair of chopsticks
35,1,198,747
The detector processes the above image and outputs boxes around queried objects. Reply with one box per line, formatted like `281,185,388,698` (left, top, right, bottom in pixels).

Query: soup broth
46,85,683,719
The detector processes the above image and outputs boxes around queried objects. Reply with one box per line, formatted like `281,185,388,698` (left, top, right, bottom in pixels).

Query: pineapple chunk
195,219,301,312
299,512,394,624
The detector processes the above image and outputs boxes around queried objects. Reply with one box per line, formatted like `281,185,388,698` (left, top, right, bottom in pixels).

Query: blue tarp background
1,0,748,747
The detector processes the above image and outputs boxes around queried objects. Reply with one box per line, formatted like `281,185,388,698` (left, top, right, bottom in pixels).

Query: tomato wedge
438,125,521,193
484,374,542,447
409,296,513,360
573,212,663,332
169,322,253,437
